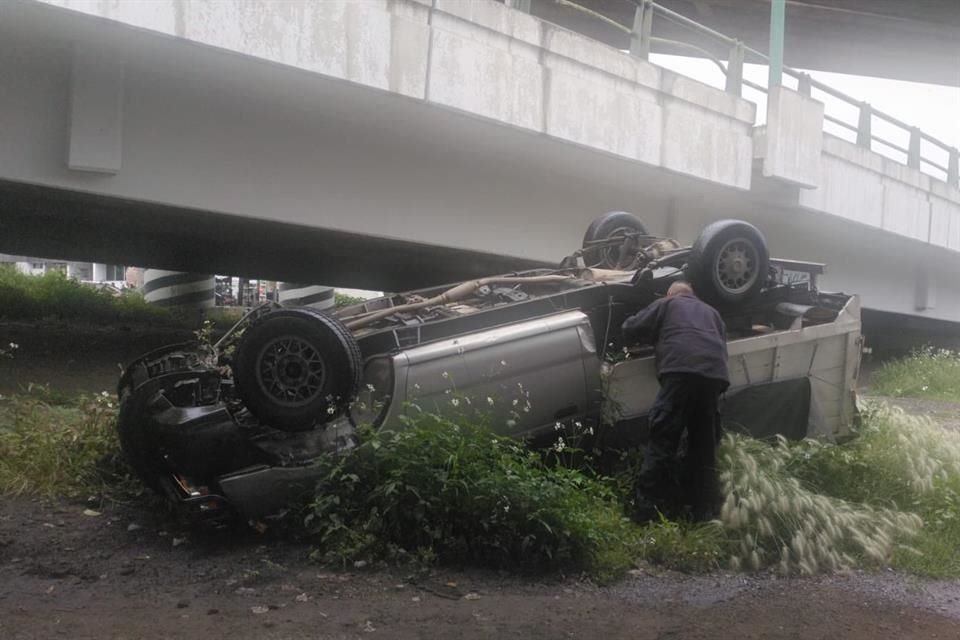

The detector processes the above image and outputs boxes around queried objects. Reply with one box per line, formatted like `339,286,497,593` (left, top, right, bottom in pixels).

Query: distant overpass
0,0,958,330
529,0,960,86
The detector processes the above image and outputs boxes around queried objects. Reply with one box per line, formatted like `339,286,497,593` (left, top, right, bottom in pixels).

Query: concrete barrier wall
34,0,756,190
798,136,960,249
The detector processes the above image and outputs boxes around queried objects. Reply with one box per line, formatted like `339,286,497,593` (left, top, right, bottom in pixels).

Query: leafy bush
871,346,960,401
304,411,640,579
0,386,123,497
0,266,181,326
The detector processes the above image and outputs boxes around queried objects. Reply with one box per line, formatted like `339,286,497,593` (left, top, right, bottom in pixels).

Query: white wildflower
450,397,460,407
441,371,449,379
486,397,494,406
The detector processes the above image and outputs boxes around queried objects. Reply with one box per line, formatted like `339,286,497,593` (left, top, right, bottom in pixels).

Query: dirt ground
3,323,960,639
2,497,960,640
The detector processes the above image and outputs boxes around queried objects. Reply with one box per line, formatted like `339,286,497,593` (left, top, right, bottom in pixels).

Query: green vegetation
718,423,920,574
304,411,640,580
0,385,125,497
786,405,960,577
335,292,370,308
3,377,960,580
871,347,960,401
303,404,960,579
0,266,181,326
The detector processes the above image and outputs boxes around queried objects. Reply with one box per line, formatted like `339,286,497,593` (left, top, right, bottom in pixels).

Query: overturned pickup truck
117,214,861,517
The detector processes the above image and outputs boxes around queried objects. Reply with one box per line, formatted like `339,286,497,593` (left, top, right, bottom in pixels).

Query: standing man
621,280,729,522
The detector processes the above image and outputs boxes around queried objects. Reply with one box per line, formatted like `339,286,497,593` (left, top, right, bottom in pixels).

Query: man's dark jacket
621,292,730,387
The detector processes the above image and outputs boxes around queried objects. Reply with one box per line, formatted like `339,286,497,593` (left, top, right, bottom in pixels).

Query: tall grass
0,386,123,497
871,346,960,401
0,266,181,325
718,431,921,575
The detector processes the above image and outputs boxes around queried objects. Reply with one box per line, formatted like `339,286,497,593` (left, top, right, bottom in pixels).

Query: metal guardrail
507,0,959,188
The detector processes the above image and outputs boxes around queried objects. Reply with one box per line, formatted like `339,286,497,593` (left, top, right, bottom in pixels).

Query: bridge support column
143,270,216,309
278,283,335,310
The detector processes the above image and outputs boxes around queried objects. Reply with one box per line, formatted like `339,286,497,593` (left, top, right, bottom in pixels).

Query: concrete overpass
531,0,960,86
1,0,959,330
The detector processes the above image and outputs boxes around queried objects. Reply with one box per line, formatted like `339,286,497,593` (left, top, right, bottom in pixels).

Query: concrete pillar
143,270,215,308
278,283,335,310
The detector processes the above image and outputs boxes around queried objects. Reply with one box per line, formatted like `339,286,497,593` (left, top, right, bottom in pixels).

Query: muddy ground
2,323,960,638
3,496,960,640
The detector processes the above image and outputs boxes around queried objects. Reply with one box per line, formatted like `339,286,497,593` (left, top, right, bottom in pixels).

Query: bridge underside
0,181,550,291
2,0,959,328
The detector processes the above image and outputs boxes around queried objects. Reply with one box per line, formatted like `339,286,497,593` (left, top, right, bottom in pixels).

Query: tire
234,308,362,431
687,219,769,305
117,391,165,492
582,211,649,269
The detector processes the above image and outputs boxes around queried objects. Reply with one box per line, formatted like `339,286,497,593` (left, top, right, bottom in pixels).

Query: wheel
116,390,165,492
582,211,649,269
687,220,769,304
234,308,362,431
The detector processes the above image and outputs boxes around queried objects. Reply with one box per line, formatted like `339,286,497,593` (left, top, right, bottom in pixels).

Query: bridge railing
506,0,959,188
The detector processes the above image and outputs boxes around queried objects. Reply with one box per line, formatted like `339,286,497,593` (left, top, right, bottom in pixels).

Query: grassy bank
0,267,183,326
871,347,960,401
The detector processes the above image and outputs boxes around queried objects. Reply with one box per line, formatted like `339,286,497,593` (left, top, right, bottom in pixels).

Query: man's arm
621,297,666,343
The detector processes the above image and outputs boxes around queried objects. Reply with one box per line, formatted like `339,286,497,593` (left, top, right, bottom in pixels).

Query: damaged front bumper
117,346,357,519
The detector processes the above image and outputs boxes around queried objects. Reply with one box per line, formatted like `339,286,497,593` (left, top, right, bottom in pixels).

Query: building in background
0,254,127,285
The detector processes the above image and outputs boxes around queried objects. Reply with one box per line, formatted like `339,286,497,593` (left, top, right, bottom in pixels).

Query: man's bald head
667,281,695,298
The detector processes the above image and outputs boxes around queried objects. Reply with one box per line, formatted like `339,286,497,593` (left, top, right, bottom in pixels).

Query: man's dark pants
635,373,725,521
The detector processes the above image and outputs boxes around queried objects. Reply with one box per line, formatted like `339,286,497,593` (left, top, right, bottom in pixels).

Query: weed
717,432,921,575
871,347,960,401
0,387,127,497
790,404,960,577
304,411,640,580
635,516,725,572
